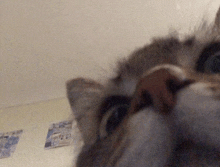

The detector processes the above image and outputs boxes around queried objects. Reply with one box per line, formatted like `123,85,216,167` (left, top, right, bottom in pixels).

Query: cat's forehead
104,29,220,97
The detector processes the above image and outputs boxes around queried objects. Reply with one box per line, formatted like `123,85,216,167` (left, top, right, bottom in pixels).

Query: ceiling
1,0,220,109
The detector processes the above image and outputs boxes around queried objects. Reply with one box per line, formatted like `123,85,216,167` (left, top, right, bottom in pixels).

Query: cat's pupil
205,54,220,73
100,95,131,115
196,42,220,73
210,55,220,73
106,105,128,134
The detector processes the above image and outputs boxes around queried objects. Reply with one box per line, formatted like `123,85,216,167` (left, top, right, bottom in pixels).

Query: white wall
1,0,220,109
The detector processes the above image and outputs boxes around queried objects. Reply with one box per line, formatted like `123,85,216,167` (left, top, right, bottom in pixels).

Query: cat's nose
129,68,194,114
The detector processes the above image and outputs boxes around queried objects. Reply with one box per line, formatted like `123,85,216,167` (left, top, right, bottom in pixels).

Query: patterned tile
44,120,73,149
0,130,23,159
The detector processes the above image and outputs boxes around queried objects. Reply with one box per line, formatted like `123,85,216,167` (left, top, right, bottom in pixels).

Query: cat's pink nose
129,68,194,114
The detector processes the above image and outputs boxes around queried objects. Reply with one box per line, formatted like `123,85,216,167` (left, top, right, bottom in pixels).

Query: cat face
67,7,220,167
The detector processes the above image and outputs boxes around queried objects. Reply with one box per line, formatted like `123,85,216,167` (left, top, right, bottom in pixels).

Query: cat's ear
66,78,104,145
214,7,220,29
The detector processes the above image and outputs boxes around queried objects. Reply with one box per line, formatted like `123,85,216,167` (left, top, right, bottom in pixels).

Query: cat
67,7,220,167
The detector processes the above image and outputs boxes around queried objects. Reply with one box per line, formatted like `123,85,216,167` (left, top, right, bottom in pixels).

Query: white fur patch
144,64,187,81
116,108,174,167
174,82,220,148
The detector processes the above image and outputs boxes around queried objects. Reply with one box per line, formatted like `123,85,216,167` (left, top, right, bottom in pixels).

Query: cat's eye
204,52,220,73
105,104,129,134
196,42,220,73
99,95,131,136
100,95,131,115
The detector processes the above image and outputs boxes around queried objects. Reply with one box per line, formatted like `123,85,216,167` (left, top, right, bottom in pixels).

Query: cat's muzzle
129,65,195,114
